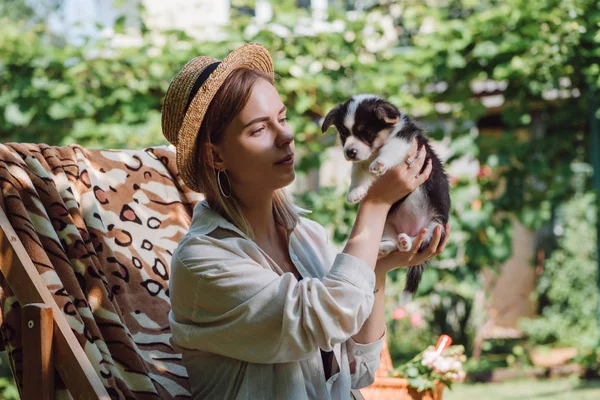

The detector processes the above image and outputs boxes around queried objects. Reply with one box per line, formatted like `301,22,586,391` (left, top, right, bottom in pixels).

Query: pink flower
392,307,407,320
477,165,492,179
410,312,424,327
421,350,438,367
433,357,451,373
451,360,462,371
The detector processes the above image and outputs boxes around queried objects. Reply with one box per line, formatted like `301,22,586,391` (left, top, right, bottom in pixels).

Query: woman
162,43,449,400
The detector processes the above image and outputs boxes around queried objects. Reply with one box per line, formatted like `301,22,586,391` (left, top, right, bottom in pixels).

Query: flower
477,165,492,179
421,350,438,367
392,307,407,320
451,360,462,371
410,312,424,327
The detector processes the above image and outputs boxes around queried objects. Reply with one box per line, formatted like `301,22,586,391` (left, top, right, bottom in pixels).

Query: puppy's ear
375,102,400,124
321,106,340,133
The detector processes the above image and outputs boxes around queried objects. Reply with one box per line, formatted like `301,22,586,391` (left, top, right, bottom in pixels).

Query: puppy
321,94,450,294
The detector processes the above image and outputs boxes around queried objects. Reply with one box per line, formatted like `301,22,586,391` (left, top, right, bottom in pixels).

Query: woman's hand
363,139,432,207
375,224,451,277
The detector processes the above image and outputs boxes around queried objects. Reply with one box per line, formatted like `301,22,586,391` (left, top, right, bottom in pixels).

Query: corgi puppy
321,94,450,294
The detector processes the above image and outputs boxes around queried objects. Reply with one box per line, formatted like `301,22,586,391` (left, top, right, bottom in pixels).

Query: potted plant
361,335,466,400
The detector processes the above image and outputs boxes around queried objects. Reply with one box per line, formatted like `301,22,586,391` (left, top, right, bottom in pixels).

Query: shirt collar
188,200,251,240
188,199,310,241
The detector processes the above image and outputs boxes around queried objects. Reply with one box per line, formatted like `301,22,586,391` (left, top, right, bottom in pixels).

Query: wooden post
22,303,54,400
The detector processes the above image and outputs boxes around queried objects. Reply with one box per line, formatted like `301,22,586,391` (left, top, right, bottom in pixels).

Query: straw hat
161,43,274,192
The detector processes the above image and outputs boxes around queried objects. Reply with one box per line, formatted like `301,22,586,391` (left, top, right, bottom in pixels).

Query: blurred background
0,0,599,398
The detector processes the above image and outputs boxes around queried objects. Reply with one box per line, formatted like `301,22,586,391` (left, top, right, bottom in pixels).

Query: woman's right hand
363,139,432,207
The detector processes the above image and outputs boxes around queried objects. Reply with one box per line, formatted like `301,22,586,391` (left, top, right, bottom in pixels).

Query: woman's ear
202,142,226,171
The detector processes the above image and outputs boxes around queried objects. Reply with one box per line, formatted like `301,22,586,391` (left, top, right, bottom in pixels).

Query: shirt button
290,253,298,262
354,350,362,356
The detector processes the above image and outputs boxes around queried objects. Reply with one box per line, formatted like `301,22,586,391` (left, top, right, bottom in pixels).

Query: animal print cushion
0,143,203,399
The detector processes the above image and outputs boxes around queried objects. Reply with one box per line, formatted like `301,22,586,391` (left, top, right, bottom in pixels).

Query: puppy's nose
346,148,358,159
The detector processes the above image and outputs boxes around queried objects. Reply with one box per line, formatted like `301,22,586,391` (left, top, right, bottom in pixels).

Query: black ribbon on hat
184,61,222,114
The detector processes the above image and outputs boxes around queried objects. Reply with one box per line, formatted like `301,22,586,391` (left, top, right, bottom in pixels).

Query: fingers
406,139,419,161
414,159,432,187
411,228,428,253
404,140,420,166
427,225,443,257
412,225,442,264
383,224,450,271
411,145,427,171
435,223,451,254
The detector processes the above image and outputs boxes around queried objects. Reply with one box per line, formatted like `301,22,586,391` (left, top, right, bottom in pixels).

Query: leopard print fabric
0,143,205,399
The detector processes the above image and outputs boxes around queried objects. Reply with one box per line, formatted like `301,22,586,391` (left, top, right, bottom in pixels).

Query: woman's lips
275,154,294,165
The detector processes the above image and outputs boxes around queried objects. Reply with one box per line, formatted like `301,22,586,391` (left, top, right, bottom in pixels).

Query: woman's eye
252,126,266,135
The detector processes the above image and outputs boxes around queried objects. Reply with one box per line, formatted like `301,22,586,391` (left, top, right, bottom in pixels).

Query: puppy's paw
397,233,412,252
347,187,368,203
378,241,397,259
369,160,389,177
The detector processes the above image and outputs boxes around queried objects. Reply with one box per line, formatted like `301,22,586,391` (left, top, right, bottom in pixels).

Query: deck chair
0,143,202,399
0,142,412,400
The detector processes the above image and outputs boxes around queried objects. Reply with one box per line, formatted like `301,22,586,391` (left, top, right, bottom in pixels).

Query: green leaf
4,103,33,126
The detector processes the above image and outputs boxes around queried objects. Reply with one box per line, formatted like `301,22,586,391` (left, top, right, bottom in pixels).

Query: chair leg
22,303,54,400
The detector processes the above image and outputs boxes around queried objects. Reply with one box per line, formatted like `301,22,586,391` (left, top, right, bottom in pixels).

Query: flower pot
360,335,445,400
361,377,444,400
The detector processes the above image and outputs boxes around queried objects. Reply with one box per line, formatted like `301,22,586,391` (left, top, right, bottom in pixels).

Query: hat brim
176,43,274,193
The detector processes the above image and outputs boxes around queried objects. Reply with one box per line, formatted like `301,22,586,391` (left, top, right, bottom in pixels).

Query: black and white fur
322,94,450,295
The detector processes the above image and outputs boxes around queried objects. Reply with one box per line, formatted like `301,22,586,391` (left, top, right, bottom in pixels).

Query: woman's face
216,78,295,195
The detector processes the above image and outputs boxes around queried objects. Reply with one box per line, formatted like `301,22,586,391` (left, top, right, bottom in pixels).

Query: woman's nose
275,125,294,146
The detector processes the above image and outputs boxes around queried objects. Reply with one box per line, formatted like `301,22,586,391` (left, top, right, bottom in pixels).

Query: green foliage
0,18,226,148
0,377,19,400
0,352,18,400
575,347,600,379
462,338,532,374
386,305,435,366
295,187,358,244
519,194,599,348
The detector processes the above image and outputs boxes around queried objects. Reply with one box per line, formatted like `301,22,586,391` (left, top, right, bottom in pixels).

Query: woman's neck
238,191,279,244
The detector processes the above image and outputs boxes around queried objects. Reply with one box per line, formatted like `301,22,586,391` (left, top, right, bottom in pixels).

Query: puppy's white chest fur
346,134,413,204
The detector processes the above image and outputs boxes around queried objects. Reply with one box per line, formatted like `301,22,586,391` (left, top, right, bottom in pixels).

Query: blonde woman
162,43,449,400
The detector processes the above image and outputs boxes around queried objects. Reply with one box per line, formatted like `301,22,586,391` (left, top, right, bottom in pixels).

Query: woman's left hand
375,223,451,277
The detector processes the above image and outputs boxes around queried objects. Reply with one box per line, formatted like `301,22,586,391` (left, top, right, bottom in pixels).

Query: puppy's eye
356,125,364,131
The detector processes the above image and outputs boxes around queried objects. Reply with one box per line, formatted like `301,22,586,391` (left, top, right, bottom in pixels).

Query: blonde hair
194,68,303,239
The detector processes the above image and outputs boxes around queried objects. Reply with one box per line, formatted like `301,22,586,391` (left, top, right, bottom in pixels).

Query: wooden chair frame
0,205,110,399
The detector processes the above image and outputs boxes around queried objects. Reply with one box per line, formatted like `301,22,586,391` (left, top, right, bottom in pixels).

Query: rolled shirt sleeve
168,234,377,364
346,332,386,389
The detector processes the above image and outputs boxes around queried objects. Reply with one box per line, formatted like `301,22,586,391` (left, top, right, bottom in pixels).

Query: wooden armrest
23,303,54,400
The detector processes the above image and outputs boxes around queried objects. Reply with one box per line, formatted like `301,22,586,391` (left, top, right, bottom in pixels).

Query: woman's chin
277,170,295,188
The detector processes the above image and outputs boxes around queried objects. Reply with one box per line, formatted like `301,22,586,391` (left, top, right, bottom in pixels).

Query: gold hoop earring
217,170,232,199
